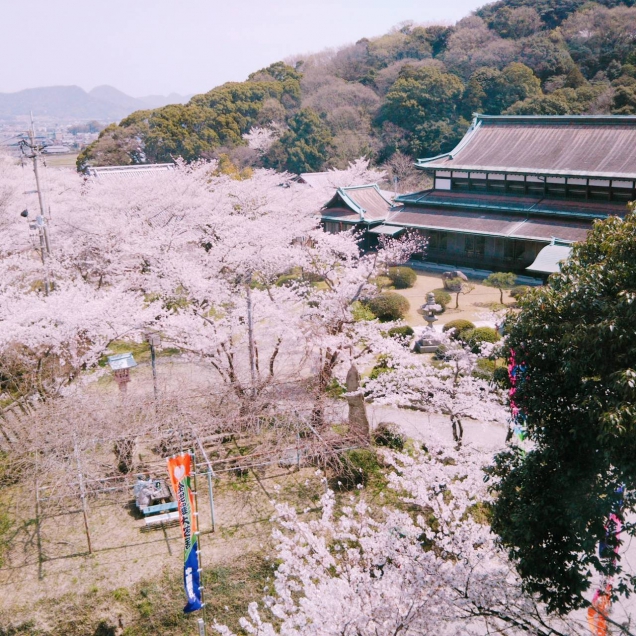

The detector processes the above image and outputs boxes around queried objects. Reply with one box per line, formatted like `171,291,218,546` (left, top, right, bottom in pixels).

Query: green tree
488,211,636,614
463,63,541,116
382,66,465,156
483,271,516,304
266,109,333,174
383,66,465,129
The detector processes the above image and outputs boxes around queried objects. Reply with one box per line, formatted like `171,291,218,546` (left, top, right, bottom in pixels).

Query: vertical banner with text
167,453,204,613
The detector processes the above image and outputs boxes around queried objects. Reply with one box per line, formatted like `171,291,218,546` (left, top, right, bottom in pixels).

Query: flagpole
191,450,207,634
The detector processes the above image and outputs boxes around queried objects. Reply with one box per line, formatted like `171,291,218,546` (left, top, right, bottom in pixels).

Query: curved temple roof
416,115,636,179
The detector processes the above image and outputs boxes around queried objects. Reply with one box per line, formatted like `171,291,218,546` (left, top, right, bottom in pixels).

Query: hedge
442,319,475,339
463,326,501,352
387,325,415,341
367,292,410,322
431,289,451,312
387,266,417,289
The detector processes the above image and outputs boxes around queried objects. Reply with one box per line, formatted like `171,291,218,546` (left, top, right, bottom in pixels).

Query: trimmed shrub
387,325,415,341
369,355,392,380
431,289,451,312
442,319,475,339
510,285,531,299
351,300,375,322
474,357,497,380
387,266,417,289
372,422,405,451
329,449,381,490
493,365,510,388
463,326,501,353
367,292,410,322
435,344,450,360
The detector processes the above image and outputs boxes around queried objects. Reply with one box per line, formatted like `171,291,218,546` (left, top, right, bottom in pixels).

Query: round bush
387,325,415,341
510,285,531,299
373,422,405,451
442,319,475,339
387,266,417,289
367,292,410,322
463,326,501,352
431,289,451,312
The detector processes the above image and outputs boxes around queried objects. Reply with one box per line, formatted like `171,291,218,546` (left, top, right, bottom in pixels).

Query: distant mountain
0,85,190,123
89,85,145,112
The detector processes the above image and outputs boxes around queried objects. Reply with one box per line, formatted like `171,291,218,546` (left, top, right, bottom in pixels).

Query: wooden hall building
380,115,636,274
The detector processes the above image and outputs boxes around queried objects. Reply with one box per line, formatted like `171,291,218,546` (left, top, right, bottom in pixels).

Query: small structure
86,163,174,179
321,184,401,249
414,293,443,353
107,352,137,393
526,241,573,276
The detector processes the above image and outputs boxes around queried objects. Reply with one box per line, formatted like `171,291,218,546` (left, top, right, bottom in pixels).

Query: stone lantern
107,353,137,393
414,292,443,353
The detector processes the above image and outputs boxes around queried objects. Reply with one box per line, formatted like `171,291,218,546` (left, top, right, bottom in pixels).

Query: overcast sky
1,0,485,97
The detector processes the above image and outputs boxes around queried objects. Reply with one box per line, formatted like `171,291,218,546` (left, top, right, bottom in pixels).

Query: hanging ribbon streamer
167,453,204,613
587,487,624,636
507,348,527,440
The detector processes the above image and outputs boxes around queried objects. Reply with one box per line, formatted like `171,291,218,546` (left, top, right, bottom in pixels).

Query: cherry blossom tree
298,230,426,424
214,444,591,636
365,333,507,444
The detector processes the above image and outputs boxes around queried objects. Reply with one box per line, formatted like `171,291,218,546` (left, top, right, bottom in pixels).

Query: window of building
428,231,448,251
324,221,342,234
465,235,485,258
504,240,526,262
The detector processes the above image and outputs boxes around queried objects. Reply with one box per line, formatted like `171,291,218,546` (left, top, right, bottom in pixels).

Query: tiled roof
416,115,636,179
86,163,175,179
396,189,626,220
385,206,592,243
320,207,361,222
322,185,394,223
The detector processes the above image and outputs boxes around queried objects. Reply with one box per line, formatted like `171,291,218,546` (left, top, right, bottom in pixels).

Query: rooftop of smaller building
416,115,636,180
86,163,175,179
322,184,396,223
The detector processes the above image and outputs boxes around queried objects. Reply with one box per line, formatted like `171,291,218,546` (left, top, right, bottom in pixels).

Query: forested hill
78,0,636,174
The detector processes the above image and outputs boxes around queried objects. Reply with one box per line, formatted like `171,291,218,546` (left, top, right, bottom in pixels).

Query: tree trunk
245,280,257,393
346,364,370,442
451,415,463,445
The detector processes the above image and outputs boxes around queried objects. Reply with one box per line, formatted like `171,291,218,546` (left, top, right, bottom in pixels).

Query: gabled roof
416,115,636,180
384,206,591,243
396,188,627,221
322,184,395,223
86,163,174,179
295,171,335,189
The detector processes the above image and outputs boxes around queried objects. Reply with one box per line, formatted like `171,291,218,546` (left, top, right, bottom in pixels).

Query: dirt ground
0,459,323,612
397,271,515,327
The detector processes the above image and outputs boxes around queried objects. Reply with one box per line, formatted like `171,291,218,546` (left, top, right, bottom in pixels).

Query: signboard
167,453,204,613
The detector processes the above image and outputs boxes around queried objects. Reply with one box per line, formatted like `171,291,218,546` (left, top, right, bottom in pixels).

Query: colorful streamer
167,453,204,613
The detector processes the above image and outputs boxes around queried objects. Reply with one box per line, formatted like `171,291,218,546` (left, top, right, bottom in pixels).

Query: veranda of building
381,114,636,275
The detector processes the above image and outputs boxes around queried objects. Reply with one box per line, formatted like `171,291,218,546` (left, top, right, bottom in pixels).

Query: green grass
98,340,180,367
1,554,274,636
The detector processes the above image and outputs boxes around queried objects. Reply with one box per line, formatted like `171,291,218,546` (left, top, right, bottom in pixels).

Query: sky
0,0,485,97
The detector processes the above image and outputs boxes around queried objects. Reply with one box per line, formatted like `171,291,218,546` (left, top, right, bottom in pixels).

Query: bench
144,511,179,527
142,501,178,515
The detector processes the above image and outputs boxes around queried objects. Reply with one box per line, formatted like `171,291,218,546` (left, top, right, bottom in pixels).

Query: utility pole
20,114,52,295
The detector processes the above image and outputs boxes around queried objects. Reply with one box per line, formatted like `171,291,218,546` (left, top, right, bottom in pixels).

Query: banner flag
167,453,204,613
